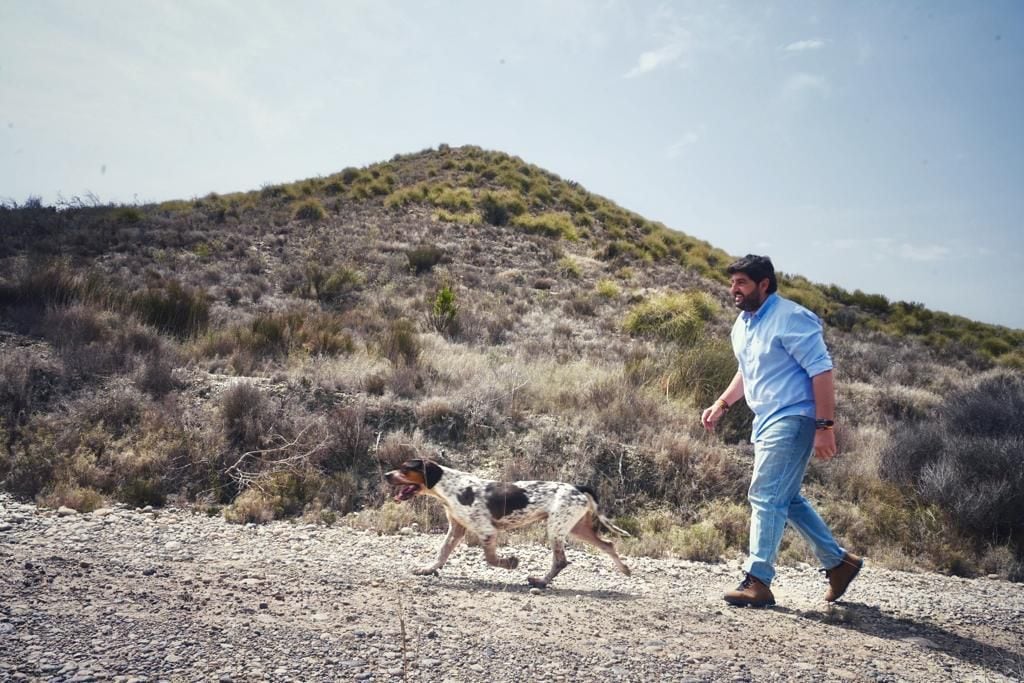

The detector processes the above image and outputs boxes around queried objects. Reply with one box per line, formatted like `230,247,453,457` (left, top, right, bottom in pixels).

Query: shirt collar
742,292,779,323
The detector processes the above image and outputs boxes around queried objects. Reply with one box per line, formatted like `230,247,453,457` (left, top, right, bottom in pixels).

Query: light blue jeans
743,415,844,585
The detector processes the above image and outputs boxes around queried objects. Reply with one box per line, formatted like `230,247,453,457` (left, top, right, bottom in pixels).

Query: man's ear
423,460,443,489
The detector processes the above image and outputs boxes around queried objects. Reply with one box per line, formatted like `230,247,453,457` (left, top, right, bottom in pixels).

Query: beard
734,290,766,312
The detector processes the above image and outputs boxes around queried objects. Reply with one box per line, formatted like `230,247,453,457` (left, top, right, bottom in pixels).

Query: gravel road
2,494,1022,682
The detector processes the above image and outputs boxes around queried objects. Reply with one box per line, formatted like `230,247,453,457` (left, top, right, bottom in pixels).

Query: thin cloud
666,131,700,159
784,39,825,52
624,42,685,78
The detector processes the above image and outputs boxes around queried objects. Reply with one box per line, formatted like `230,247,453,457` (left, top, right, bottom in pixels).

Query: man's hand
813,428,837,460
701,404,726,432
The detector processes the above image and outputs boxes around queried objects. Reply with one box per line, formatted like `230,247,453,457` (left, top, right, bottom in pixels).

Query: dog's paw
412,566,439,576
527,576,548,589
503,556,519,570
620,565,632,576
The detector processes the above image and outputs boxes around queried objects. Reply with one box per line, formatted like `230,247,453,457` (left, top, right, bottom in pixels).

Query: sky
2,1,1022,329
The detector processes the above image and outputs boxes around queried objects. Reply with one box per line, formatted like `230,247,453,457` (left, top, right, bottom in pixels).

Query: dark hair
726,255,777,294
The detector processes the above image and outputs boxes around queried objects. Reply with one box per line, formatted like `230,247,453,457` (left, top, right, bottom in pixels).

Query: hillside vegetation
1,144,1022,581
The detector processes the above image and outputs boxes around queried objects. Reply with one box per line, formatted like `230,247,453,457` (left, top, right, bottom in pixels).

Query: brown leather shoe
724,573,775,607
824,552,864,602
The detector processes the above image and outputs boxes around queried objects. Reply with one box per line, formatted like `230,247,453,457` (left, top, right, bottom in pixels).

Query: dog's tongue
395,485,418,502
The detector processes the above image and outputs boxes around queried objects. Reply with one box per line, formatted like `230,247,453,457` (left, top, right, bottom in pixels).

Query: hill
1,144,1022,582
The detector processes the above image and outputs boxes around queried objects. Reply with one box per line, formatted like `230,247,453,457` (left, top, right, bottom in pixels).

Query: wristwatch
815,419,835,430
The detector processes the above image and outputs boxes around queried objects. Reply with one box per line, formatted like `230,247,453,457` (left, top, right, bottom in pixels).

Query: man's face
729,273,770,312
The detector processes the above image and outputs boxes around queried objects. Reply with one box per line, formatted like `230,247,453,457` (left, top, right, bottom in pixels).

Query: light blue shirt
731,293,833,442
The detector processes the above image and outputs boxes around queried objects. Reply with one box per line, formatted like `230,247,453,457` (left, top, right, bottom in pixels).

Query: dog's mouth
394,484,420,502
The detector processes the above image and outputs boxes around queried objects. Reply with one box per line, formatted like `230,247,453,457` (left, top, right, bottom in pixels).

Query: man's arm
811,370,837,460
701,370,744,432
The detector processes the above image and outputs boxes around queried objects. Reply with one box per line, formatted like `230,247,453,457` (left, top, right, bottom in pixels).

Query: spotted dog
384,459,631,588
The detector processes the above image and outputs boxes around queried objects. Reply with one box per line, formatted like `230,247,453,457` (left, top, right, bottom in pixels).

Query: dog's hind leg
413,519,466,576
481,533,519,571
570,512,631,576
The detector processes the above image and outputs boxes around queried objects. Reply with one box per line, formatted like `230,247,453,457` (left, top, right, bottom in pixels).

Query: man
701,255,862,607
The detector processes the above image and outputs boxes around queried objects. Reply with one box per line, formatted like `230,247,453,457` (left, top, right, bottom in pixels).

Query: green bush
596,279,620,298
384,184,428,209
557,257,581,279
478,190,527,226
430,186,474,211
512,212,578,240
623,291,717,346
428,285,459,337
434,209,482,224
293,199,326,221
112,207,144,224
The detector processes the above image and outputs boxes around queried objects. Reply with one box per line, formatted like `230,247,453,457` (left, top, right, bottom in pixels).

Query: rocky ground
1,493,1022,683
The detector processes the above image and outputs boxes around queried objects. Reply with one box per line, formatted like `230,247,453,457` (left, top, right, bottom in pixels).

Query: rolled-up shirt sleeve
780,309,833,377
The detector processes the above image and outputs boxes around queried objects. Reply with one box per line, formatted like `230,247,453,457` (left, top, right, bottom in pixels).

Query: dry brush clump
878,371,1024,577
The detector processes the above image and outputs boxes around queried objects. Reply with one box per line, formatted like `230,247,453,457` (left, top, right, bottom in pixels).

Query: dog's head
384,459,444,501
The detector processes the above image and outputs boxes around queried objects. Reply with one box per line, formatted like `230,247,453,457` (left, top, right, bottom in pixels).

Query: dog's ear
422,460,443,489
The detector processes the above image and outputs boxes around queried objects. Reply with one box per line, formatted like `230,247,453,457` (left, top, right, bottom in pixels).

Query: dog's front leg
481,534,519,571
413,520,466,576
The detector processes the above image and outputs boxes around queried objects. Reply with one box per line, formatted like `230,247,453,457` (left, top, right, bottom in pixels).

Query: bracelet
713,398,730,412
815,418,835,430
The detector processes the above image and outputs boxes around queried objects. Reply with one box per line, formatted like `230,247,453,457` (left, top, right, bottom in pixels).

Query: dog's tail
575,485,631,537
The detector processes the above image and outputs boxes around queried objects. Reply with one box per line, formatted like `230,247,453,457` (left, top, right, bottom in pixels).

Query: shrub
224,487,280,524
134,350,178,398
649,432,748,509
406,245,445,274
37,484,105,512
596,279,620,299
428,285,459,337
430,187,474,211
221,382,268,451
623,291,716,346
880,372,1024,548
384,184,428,209
379,319,420,366
551,258,578,281
434,209,482,224
307,265,362,303
133,281,209,338
478,190,526,226
1,417,58,497
512,212,578,240
0,349,58,448
415,397,467,443
293,199,326,221
601,240,645,262
111,207,144,224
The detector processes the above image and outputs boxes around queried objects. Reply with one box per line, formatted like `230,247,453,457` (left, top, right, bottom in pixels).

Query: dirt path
2,495,1022,682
